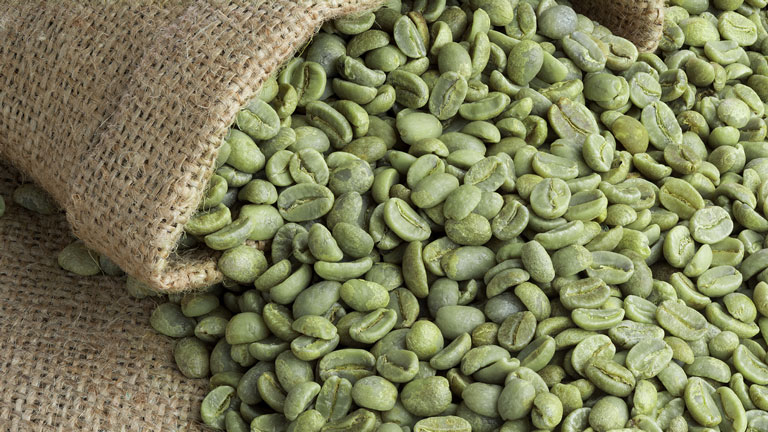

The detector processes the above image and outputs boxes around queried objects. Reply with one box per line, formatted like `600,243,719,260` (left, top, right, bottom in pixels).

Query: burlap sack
0,164,210,431
0,0,384,295
0,0,665,295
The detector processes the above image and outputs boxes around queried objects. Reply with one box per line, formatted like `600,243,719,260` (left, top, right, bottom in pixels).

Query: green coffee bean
201,385,235,429
609,320,666,349
733,344,768,385
150,303,196,338
656,300,708,341
560,277,610,310
351,376,398,411
204,216,256,251
388,69,430,109
426,72,469,120
625,338,673,379
562,31,607,73
572,307,625,331
549,98,599,145
659,178,704,219
400,376,452,416
583,357,636,397
394,14,428,58
684,377,722,427
57,240,101,276
236,99,280,141
589,396,629,432
413,416,471,432
276,183,334,222
459,92,510,121
441,246,495,281
350,308,398,343
174,337,210,378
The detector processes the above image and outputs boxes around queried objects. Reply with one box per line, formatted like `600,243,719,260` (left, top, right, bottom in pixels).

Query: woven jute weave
0,164,209,431
0,1,664,429
574,0,665,52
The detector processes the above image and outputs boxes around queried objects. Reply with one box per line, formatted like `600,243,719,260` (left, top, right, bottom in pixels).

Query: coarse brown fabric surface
0,163,208,432
573,0,665,52
0,0,665,294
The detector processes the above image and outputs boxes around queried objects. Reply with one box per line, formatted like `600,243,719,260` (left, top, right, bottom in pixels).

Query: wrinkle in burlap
0,0,664,294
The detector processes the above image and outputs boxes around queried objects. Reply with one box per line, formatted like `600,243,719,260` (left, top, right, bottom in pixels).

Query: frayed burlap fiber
574,0,665,52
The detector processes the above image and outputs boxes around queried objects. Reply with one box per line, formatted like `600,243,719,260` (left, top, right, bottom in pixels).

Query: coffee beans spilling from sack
20,0,768,430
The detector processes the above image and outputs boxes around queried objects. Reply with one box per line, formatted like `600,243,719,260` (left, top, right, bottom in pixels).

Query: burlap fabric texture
573,0,665,52
0,164,210,431
0,0,664,295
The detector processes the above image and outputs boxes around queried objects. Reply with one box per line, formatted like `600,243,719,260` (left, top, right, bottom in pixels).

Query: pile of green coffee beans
42,0,768,430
